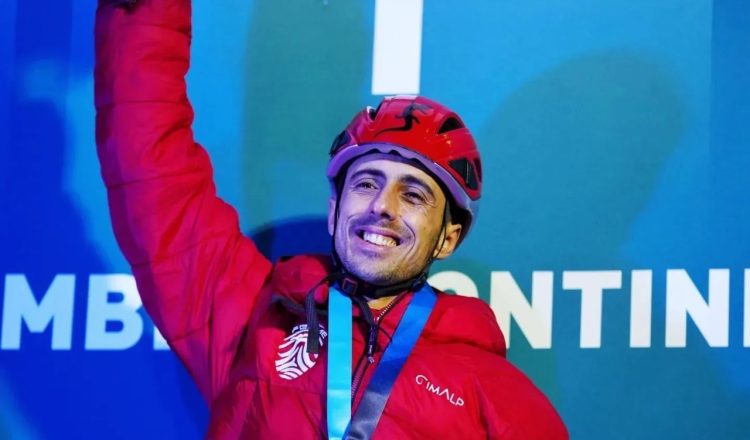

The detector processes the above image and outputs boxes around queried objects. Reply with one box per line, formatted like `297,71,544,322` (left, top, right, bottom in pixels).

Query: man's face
328,153,462,286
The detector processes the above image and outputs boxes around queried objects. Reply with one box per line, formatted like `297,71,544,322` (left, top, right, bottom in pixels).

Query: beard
333,214,439,286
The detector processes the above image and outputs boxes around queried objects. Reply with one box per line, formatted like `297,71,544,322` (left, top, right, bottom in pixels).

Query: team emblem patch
275,323,327,380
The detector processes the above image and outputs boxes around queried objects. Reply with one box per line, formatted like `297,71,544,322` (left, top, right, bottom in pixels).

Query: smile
357,230,400,247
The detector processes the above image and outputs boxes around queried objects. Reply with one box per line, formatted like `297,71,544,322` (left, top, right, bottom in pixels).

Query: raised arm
94,0,272,402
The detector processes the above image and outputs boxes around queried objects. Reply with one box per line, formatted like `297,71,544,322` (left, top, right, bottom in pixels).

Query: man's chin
339,250,426,286
343,260,400,286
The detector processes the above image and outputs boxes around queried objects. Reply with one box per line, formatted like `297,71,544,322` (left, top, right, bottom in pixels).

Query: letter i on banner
372,0,423,95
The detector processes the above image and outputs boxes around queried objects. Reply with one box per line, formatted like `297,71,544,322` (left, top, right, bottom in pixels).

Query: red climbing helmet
327,95,482,244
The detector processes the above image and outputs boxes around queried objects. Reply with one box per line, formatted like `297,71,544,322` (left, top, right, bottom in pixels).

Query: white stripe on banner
372,0,423,95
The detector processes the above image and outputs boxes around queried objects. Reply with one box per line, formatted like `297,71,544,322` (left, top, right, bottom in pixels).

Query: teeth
362,232,397,247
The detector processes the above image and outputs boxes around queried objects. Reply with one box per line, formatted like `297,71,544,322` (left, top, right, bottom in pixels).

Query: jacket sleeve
94,0,272,403
477,359,569,440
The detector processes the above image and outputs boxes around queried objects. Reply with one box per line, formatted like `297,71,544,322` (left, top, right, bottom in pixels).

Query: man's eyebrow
349,168,385,181
400,174,436,199
349,167,437,199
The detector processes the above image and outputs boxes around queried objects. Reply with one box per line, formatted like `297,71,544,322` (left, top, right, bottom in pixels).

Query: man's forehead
346,153,442,190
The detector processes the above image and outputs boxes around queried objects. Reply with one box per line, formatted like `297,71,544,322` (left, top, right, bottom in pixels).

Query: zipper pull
367,325,377,363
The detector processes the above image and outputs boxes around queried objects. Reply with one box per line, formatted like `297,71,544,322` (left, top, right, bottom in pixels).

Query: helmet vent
437,117,464,134
449,158,479,190
329,130,350,155
368,103,382,120
474,158,482,182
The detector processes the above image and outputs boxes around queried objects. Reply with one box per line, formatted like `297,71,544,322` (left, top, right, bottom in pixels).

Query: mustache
348,215,405,235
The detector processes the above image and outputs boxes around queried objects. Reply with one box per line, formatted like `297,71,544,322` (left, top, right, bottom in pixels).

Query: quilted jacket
94,1,568,438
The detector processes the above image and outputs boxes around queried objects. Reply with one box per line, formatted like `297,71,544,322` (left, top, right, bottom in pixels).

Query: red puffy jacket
94,1,568,438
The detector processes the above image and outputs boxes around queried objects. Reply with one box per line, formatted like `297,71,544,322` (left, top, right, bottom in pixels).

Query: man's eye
354,181,376,190
404,191,426,203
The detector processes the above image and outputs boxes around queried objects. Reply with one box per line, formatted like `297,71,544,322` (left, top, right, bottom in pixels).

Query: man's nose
370,186,398,219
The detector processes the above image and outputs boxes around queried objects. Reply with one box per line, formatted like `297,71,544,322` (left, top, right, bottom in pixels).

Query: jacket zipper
350,294,404,401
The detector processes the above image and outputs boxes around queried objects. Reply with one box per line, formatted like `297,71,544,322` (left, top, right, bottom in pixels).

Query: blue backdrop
1,1,749,439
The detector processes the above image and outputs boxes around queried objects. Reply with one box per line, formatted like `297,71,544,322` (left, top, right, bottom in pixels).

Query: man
95,0,568,438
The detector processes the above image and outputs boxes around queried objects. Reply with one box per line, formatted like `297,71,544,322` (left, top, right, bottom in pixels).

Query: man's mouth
357,230,400,247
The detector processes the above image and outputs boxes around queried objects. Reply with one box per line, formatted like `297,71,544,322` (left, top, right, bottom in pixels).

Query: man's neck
367,295,397,310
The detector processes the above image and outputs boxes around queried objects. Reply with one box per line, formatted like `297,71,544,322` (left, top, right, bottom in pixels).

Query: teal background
1,0,749,438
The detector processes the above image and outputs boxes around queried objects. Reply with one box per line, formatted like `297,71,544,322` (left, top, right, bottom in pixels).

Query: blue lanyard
327,284,353,440
326,283,436,440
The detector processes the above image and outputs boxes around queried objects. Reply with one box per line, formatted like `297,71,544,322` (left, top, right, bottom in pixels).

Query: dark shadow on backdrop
250,217,331,262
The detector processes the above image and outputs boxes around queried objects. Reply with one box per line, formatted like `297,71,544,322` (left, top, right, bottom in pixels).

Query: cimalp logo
415,374,465,407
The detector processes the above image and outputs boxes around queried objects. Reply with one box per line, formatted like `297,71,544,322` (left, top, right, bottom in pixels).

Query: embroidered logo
275,324,327,380
415,374,465,407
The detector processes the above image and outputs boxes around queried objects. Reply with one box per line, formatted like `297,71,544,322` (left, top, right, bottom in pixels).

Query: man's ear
434,222,462,259
327,197,336,236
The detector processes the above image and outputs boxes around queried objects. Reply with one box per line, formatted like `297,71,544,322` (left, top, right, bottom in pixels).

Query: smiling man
95,0,567,438
330,154,461,286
